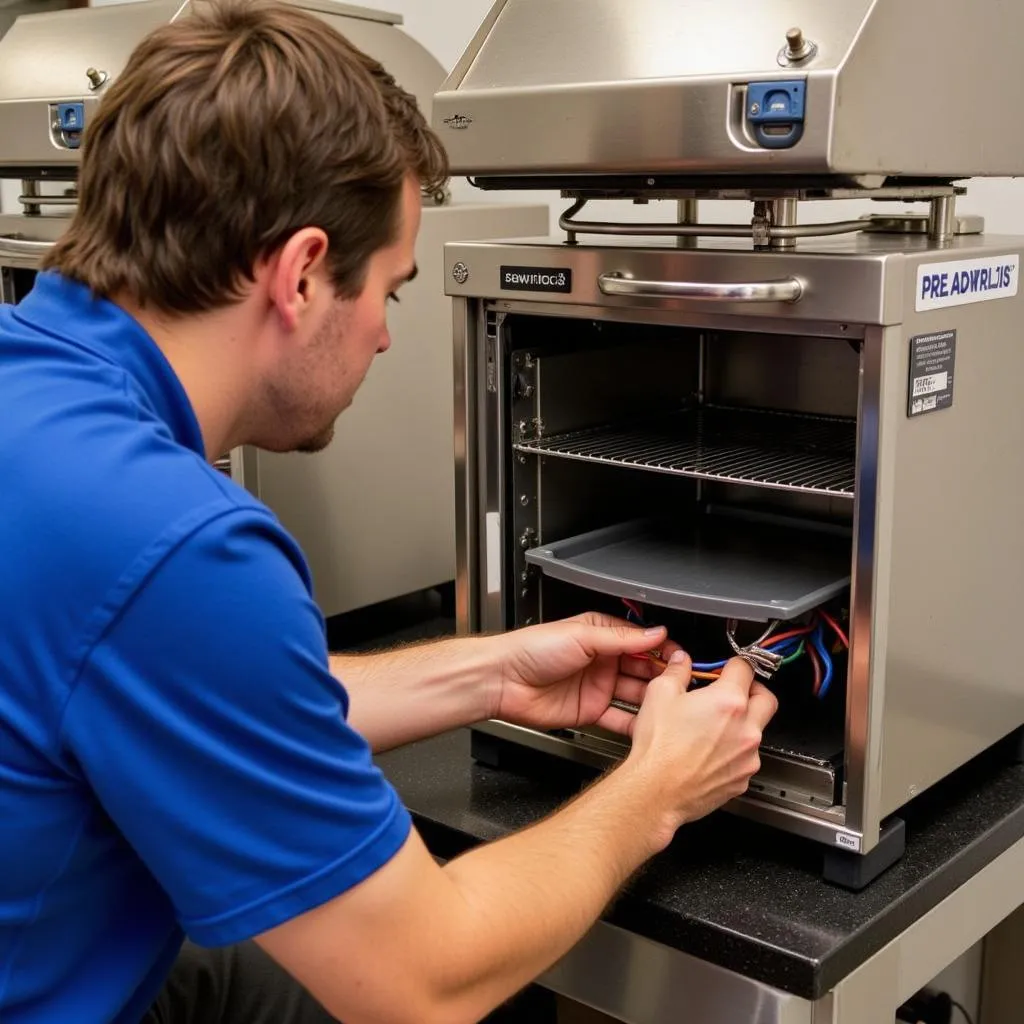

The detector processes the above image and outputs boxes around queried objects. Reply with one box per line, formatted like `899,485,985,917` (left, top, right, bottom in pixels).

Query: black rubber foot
470,728,508,769
823,816,906,890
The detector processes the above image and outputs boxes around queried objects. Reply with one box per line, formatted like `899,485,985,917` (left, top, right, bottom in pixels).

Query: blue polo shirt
0,273,412,1022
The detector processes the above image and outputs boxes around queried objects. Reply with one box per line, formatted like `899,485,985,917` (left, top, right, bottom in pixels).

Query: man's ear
266,228,330,332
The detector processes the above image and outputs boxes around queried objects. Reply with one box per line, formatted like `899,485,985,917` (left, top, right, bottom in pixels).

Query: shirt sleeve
60,505,412,947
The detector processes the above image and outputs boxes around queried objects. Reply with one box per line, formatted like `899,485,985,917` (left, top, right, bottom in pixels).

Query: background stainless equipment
434,0,1024,189
0,0,548,617
438,0,1024,887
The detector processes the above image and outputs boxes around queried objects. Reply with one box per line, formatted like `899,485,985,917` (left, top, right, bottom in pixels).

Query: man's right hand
624,651,778,852
256,650,779,1024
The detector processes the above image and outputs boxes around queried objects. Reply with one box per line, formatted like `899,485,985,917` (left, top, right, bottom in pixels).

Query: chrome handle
0,236,55,258
598,271,804,303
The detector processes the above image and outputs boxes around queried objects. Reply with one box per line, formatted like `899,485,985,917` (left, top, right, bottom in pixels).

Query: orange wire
818,609,850,649
639,652,721,681
632,609,842,692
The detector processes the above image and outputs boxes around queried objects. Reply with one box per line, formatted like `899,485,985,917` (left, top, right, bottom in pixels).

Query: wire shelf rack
515,405,857,498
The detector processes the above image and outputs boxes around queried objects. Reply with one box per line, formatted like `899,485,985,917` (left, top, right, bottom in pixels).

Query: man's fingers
746,681,779,730
655,650,693,693
619,654,665,681
714,656,756,698
611,675,648,706
594,706,638,738
575,622,667,657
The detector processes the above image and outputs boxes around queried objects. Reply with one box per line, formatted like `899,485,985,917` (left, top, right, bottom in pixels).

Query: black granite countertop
377,727,1024,1000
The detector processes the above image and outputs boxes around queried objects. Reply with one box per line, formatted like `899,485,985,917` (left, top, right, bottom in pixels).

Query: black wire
951,998,976,1024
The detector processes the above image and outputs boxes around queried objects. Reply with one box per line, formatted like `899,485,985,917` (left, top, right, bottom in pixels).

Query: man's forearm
421,759,672,1023
330,637,499,753
256,755,673,1024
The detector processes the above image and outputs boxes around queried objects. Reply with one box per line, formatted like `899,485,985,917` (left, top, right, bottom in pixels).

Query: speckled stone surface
377,728,1024,1000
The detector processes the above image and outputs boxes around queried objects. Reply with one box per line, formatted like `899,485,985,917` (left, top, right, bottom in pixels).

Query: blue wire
810,623,834,698
691,635,808,672
692,636,805,672
624,599,817,680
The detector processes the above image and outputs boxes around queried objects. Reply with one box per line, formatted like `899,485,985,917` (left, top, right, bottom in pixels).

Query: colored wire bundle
622,599,849,698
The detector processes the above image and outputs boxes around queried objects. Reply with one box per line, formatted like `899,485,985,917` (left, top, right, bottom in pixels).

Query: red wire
818,609,850,649
809,643,823,696
631,607,842,693
764,622,817,647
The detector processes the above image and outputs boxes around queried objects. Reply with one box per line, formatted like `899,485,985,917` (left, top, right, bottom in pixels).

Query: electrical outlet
896,988,953,1024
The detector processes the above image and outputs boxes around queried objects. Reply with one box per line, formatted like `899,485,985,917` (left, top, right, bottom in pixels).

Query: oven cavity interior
506,313,861,813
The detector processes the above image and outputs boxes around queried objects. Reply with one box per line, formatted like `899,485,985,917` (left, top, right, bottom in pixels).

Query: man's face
261,174,422,454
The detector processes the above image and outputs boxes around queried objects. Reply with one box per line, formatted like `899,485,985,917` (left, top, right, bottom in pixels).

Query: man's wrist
608,756,683,857
445,634,505,724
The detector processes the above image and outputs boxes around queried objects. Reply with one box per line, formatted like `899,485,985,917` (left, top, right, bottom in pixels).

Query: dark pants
142,941,338,1024
143,939,559,1023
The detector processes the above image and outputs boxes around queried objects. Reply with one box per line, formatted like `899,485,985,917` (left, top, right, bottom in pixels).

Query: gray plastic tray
525,517,851,622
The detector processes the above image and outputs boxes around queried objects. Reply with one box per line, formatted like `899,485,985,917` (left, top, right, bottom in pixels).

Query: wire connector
726,619,785,680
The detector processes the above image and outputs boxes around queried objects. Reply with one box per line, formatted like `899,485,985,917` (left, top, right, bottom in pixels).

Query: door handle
598,271,804,303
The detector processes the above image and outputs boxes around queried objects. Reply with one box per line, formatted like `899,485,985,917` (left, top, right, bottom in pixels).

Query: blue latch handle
746,80,806,150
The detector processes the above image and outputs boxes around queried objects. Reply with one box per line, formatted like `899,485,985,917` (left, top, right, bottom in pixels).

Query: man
0,2,777,1022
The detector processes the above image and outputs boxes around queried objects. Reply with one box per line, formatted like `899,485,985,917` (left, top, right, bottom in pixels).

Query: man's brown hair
42,0,448,314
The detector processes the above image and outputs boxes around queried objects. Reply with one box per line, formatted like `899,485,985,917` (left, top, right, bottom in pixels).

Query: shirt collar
14,271,206,458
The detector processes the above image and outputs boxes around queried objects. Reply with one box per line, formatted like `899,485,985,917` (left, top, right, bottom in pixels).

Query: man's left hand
490,613,682,737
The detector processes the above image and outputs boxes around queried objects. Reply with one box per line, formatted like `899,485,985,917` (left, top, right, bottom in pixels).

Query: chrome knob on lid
85,67,108,90
779,26,816,64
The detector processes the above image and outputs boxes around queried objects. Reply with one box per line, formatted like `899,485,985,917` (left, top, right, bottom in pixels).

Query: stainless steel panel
444,237,903,326
0,0,442,169
480,308,508,633
0,214,66,242
841,326,886,848
278,1,401,25
434,0,1024,181
453,297,478,634
0,232,51,269
473,721,854,847
435,74,839,180
457,0,870,87
877,247,1024,817
813,837,1024,1024
0,1,75,44
539,920,812,1024
254,202,548,618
